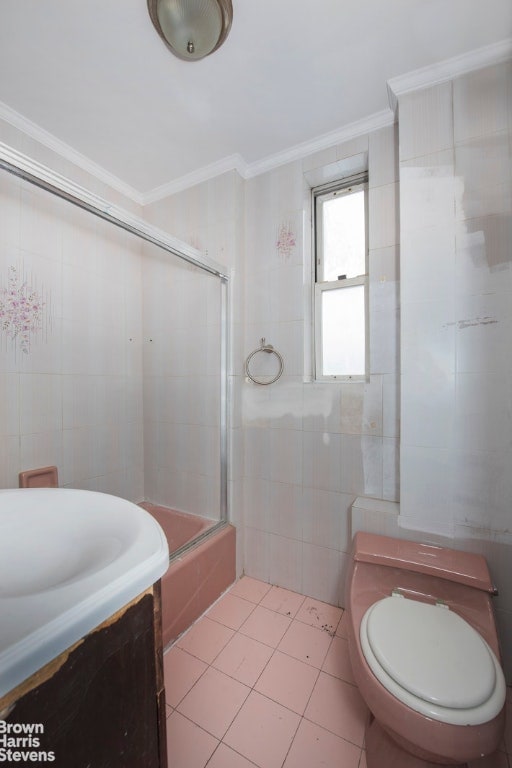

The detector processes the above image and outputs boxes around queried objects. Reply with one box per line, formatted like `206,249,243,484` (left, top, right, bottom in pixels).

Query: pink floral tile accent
304,671,369,747
177,667,250,740
254,650,319,715
166,710,218,768
213,632,274,687
0,264,49,355
224,690,300,768
276,224,296,260
260,585,306,618
163,646,207,708
283,718,361,768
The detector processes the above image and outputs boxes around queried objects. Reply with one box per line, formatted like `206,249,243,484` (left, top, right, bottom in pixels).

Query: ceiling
0,1,510,201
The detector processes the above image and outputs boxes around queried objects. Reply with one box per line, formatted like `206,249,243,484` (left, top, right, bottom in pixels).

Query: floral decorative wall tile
0,265,49,354
276,224,296,260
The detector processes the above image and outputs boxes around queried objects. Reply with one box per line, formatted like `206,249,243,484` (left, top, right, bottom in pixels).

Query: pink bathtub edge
160,524,236,647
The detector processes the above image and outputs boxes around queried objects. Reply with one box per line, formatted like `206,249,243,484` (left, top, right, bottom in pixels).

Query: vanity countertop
0,488,169,698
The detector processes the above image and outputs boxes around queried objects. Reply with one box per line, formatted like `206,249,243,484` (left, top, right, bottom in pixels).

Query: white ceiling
0,0,511,200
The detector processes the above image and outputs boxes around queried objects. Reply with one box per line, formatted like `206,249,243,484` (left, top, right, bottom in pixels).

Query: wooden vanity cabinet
0,583,167,768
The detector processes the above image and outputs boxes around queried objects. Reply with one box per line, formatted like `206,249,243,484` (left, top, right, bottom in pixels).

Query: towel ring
245,338,284,385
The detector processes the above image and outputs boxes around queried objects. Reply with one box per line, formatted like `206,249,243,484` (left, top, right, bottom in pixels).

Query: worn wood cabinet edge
1,582,168,768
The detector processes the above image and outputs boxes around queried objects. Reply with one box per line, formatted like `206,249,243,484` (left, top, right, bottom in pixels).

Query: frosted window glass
321,285,365,376
322,190,365,281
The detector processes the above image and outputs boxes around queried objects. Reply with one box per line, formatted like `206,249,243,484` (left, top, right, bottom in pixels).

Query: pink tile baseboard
160,524,236,647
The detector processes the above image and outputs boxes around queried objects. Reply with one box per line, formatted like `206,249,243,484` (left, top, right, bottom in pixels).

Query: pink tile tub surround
139,502,214,553
144,508,236,647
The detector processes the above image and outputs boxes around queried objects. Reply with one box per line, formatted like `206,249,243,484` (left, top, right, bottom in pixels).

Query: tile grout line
168,577,512,767
165,578,367,767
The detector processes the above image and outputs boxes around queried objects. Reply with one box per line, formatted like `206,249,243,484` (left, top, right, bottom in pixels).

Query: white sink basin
0,488,169,699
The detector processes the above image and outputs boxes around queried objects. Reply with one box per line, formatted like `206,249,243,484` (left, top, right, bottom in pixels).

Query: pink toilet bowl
345,533,506,767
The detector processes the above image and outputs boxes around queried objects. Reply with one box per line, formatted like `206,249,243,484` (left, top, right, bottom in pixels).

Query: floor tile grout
165,579,512,768
165,576,512,767
175,613,359,690
166,577,368,767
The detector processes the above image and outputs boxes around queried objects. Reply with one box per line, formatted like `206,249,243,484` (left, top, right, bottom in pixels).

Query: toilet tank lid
352,532,495,593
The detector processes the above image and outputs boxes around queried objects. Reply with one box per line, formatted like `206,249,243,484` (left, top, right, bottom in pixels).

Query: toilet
345,532,506,767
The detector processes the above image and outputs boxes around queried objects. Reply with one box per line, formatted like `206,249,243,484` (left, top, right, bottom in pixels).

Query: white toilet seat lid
360,595,506,725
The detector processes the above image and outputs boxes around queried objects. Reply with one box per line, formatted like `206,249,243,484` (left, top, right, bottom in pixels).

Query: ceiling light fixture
147,0,233,61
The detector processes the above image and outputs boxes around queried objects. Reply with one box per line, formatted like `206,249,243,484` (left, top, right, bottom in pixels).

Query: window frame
313,173,369,382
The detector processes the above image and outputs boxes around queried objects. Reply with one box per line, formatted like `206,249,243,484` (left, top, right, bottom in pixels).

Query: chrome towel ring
245,338,284,385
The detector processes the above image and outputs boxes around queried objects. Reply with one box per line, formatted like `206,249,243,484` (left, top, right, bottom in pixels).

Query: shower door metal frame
0,142,230,531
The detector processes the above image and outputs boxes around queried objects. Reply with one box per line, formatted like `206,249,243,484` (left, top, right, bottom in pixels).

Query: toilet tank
351,532,496,594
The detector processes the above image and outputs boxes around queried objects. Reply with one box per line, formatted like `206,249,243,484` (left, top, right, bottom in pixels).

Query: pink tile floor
164,576,512,768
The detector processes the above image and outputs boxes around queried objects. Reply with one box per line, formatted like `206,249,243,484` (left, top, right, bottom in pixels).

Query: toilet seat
360,595,506,726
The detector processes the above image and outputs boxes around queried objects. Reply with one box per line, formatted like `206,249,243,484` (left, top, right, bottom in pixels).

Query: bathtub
138,502,215,554
139,503,236,647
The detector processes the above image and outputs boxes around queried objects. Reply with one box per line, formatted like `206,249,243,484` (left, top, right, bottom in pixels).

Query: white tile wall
397,81,454,161
302,431,342,493
154,126,397,596
397,65,512,677
302,543,345,606
453,60,512,143
244,526,270,582
302,488,352,553
400,150,456,234
0,167,144,499
269,533,303,593
455,292,512,375
143,175,241,525
3,57,510,658
267,481,303,539
237,128,400,602
401,371,455,449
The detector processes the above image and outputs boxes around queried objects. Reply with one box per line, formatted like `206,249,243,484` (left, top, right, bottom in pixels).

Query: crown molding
387,37,512,112
0,141,228,278
243,109,394,180
3,38,509,205
0,100,144,205
141,153,248,204
143,108,395,203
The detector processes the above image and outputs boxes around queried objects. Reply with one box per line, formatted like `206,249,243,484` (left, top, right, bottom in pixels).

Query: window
313,174,368,380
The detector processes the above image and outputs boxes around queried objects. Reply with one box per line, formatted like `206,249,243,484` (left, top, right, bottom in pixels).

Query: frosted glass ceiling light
147,0,233,61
